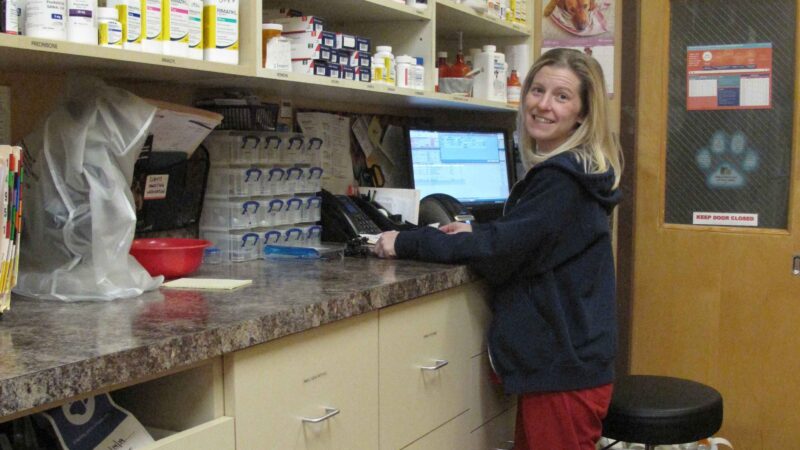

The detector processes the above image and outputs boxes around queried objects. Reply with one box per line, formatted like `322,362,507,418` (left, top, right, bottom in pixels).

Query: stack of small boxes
199,131,324,262
266,15,372,83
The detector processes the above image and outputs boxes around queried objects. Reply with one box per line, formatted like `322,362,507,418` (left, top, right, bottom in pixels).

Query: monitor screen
408,128,511,206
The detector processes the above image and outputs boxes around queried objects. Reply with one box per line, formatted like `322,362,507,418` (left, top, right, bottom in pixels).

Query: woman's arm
392,168,587,284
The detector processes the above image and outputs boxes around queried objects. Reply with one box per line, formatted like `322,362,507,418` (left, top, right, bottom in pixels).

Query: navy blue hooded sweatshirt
395,151,621,394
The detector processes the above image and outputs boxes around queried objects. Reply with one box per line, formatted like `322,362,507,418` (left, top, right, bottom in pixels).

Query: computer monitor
407,127,513,208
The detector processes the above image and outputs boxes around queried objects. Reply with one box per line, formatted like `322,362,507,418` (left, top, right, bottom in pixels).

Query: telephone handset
320,189,383,242
320,189,416,242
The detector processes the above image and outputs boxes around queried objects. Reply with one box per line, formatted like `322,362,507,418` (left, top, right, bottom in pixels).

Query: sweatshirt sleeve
395,168,586,285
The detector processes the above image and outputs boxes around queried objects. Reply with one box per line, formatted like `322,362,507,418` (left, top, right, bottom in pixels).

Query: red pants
514,383,613,450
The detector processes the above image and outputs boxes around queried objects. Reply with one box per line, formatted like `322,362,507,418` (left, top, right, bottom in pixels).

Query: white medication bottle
25,0,67,40
405,0,427,9
66,0,96,44
413,57,425,90
141,0,162,53
97,6,122,47
374,45,395,86
263,23,291,71
203,0,238,64
186,0,202,59
162,0,188,57
371,58,386,85
107,0,143,50
2,0,19,34
473,45,507,102
395,54,414,89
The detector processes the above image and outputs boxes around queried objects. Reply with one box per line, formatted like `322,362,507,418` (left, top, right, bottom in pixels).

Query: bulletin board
664,0,795,229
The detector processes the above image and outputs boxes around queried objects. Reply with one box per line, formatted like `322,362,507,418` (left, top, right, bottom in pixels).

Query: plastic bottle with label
141,0,162,53
448,31,469,78
187,0,203,60
374,45,395,86
413,57,425,90
203,0,239,64
107,0,143,50
261,23,280,67
395,54,415,89
97,6,122,47
405,0,427,9
435,51,449,92
263,23,291,71
163,0,189,57
506,69,521,106
448,48,469,78
473,45,507,102
66,0,96,44
371,58,386,85
25,0,67,40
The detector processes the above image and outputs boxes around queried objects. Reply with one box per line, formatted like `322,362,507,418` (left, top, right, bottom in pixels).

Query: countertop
0,257,477,419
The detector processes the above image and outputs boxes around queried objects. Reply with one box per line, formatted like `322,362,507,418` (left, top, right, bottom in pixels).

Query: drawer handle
301,407,340,424
419,359,449,371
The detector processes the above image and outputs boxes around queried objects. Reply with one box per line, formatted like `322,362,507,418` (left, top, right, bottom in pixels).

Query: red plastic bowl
130,238,212,279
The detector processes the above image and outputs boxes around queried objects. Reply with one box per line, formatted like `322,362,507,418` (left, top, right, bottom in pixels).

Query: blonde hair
516,48,622,188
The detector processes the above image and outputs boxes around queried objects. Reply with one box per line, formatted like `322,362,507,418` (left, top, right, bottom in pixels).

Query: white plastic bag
15,76,163,301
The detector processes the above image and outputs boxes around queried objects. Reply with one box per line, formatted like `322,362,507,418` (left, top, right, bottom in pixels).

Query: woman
373,48,622,449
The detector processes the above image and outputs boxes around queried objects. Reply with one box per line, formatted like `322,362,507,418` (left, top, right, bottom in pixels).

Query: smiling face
523,65,584,154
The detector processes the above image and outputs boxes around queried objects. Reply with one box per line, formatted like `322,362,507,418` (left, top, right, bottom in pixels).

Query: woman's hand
439,222,472,234
373,231,399,258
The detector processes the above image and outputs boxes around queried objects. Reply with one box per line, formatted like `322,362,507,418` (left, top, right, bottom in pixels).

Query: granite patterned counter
0,257,478,420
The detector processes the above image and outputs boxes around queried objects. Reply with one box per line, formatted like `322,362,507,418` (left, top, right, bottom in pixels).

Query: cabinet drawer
144,417,235,450
466,351,516,430
378,285,479,449
113,360,232,450
468,406,516,450
224,311,379,450
403,411,471,450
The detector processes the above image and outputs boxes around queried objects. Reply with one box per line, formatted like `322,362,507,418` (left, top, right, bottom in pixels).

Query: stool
601,375,723,450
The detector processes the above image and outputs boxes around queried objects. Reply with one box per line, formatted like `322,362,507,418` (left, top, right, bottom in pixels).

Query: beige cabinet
223,311,379,450
222,282,506,449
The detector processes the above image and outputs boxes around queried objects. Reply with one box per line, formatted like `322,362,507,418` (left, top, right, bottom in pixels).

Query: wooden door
632,1,800,448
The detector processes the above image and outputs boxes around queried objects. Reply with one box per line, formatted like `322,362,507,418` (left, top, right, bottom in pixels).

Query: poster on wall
540,0,615,95
686,43,773,111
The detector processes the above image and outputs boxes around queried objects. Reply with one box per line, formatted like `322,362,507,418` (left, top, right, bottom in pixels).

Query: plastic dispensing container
98,7,123,48
262,23,281,67
262,23,291,71
436,51,449,92
396,55,416,89
374,45,396,85
200,198,261,230
200,229,261,262
372,58,387,85
413,57,425,90
473,45,507,102
507,69,521,106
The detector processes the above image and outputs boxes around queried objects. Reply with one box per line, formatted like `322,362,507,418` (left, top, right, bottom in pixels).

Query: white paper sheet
359,187,421,225
297,112,355,194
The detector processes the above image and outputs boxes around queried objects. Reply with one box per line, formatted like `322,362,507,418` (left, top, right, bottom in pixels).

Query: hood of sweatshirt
510,151,621,214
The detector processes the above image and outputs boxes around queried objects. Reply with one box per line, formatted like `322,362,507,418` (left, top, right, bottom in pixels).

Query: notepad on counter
162,278,253,290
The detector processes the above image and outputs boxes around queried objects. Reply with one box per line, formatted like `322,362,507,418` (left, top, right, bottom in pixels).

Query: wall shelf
435,0,530,38
0,0,531,114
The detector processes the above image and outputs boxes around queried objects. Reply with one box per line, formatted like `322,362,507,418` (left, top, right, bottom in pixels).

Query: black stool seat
602,375,723,446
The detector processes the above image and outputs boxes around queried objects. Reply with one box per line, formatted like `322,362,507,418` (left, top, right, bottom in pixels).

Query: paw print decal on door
695,130,759,189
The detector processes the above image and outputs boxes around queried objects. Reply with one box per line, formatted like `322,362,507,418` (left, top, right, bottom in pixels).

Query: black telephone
320,189,415,242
